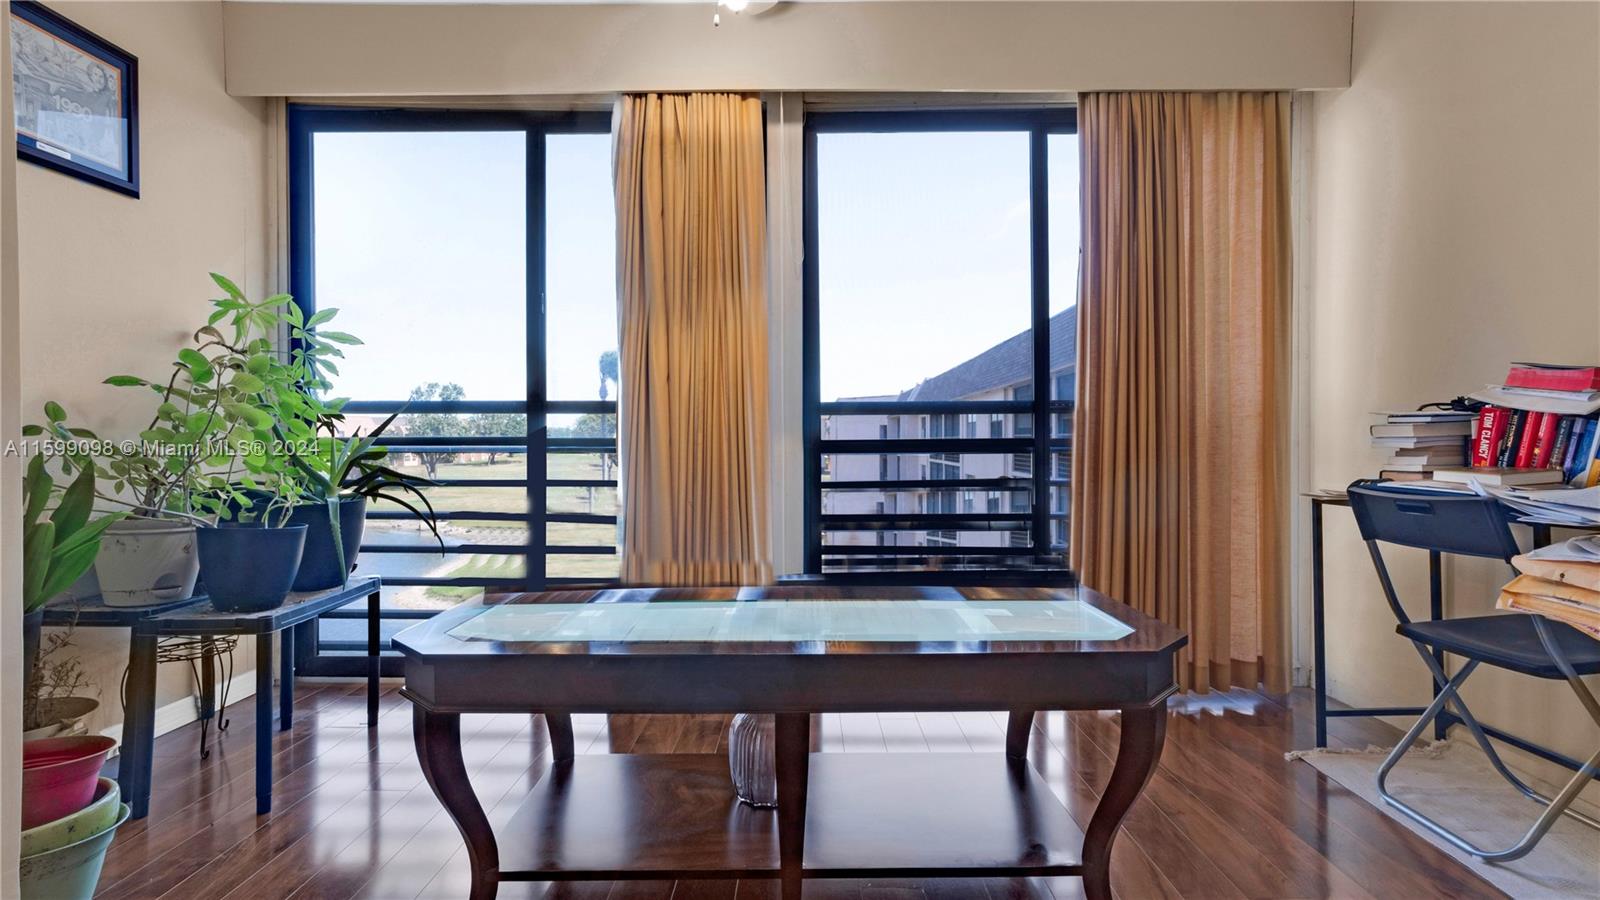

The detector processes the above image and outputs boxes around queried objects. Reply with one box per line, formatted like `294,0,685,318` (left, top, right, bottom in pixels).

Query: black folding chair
1346,481,1600,862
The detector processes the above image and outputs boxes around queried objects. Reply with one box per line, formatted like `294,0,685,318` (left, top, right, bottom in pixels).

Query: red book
1506,363,1600,393
1515,412,1545,467
1472,407,1510,467
1530,413,1561,467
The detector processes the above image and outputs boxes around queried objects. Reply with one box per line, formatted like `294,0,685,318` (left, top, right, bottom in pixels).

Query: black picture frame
9,1,139,197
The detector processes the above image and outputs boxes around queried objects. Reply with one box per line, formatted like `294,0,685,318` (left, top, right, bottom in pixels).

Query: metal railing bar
820,545,1039,556
822,477,1033,491
368,510,527,522
821,438,1033,454
548,513,617,525
819,400,1031,415
359,543,529,555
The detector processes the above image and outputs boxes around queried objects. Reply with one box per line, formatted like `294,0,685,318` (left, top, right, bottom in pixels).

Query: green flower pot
20,777,120,859
18,800,129,900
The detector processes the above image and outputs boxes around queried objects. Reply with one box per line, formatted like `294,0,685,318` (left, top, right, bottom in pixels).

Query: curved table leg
1006,710,1035,760
415,707,499,899
544,712,575,763
1082,702,1167,900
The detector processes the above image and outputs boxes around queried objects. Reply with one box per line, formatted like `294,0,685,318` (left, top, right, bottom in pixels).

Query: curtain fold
613,92,773,587
1071,91,1291,694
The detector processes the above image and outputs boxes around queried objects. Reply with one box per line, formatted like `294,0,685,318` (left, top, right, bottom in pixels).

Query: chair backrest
1346,481,1521,561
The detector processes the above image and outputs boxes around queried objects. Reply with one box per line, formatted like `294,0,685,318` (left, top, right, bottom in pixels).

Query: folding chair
1346,481,1600,862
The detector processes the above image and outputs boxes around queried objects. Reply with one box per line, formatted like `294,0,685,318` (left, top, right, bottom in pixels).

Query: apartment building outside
821,307,1076,567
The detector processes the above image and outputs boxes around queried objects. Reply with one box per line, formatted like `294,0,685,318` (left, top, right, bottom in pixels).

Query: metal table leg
368,588,381,726
1312,498,1328,748
280,627,294,731
1429,549,1446,741
119,632,160,820
256,633,274,814
199,638,218,758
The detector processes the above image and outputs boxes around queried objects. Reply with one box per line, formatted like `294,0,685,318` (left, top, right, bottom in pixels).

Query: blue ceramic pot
196,523,308,612
287,495,367,591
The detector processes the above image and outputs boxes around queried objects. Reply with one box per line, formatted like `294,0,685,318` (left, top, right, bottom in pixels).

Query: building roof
898,306,1077,402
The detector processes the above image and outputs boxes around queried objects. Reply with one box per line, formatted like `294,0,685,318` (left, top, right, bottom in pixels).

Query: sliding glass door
287,107,616,674
803,109,1079,579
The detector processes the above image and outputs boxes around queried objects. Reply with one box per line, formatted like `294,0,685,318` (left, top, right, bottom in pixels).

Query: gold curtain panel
1071,91,1292,693
614,92,773,587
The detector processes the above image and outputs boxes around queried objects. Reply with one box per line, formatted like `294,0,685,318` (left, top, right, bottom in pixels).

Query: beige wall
1303,1,1600,787
15,1,270,738
2,0,23,888
222,0,1353,96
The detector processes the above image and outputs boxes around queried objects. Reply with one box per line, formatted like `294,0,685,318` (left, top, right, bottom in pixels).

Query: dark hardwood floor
95,682,1503,899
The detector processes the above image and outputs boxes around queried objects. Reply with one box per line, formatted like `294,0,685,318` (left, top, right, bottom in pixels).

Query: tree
402,383,467,479
469,412,526,465
598,349,619,402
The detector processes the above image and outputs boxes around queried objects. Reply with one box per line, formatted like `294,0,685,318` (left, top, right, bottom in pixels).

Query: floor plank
96,686,1505,899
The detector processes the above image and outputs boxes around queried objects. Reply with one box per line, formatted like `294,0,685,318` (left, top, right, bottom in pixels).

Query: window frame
286,105,614,674
801,107,1077,581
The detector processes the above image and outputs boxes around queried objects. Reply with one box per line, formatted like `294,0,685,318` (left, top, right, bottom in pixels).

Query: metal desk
113,576,383,818
1307,489,1598,779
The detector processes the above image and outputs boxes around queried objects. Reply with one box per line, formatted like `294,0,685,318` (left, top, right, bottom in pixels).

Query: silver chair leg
1379,646,1600,863
1408,643,1578,813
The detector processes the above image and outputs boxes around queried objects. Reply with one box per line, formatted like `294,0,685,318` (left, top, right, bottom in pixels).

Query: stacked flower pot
18,736,128,898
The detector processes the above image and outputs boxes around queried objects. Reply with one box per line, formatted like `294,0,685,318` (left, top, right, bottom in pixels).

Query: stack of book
1498,536,1600,638
1370,410,1472,478
1463,363,1600,487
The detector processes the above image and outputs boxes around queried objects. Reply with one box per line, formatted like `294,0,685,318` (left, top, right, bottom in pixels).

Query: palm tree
598,349,619,401
596,350,620,499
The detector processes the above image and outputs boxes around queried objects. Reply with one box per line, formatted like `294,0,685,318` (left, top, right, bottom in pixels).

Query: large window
804,109,1079,578
288,107,615,673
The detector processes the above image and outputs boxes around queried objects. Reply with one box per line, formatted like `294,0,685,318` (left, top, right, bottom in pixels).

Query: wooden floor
95,682,1503,900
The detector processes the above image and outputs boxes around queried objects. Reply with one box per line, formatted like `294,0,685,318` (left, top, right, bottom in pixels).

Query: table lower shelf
498,752,1085,881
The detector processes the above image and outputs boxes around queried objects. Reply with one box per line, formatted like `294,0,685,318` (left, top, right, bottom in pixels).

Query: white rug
1289,740,1600,898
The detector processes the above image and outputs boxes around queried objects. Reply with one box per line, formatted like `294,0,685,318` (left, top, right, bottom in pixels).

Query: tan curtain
613,92,772,586
1071,92,1291,694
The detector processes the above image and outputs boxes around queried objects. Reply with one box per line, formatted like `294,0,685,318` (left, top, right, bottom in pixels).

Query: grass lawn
373,454,621,593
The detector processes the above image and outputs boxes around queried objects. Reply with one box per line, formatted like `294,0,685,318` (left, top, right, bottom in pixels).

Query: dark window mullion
527,126,548,592
1029,125,1051,558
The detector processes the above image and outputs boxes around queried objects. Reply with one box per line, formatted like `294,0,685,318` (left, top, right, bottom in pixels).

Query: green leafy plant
23,455,125,614
283,410,441,582
32,273,350,526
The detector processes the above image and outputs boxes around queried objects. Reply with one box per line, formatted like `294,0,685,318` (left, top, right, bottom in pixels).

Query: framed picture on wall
9,1,139,197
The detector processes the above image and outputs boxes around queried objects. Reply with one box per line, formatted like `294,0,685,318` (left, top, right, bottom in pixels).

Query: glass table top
447,599,1135,645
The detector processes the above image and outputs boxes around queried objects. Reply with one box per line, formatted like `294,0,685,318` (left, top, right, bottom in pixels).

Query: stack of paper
1476,484,1600,527
1499,536,1600,637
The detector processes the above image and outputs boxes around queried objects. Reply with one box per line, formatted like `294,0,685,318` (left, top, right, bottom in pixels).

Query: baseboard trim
99,669,259,750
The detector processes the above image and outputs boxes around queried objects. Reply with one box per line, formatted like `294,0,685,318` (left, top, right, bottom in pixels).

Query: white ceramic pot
94,518,200,607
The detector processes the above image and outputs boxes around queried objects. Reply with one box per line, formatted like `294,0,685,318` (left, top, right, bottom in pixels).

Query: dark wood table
394,585,1187,900
115,575,383,818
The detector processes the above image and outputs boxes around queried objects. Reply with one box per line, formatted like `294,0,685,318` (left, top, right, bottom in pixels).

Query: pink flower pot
22,736,117,830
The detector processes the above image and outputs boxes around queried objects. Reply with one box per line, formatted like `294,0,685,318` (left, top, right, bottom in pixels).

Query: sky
817,131,1079,401
311,129,1078,407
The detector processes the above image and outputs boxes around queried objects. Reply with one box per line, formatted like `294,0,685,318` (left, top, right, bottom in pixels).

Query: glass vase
727,713,777,807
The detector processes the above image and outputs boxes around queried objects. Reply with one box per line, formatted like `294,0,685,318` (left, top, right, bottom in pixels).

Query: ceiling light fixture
714,0,754,27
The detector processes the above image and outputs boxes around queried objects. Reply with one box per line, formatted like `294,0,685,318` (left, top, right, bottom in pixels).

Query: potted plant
193,460,310,613
23,627,99,741
36,274,315,605
278,411,441,590
18,777,127,900
21,454,124,708
250,301,440,590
